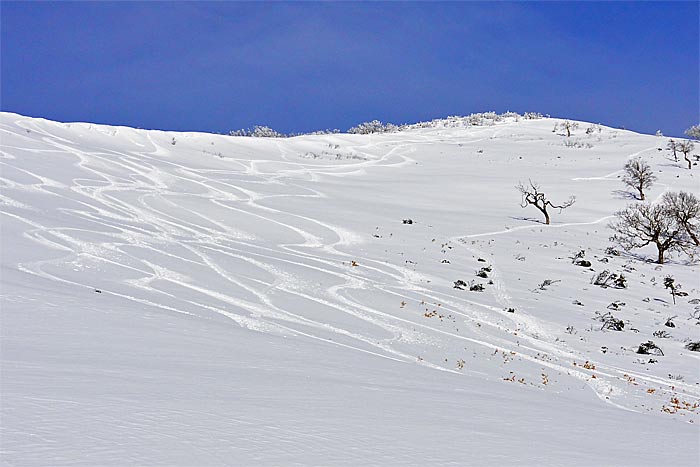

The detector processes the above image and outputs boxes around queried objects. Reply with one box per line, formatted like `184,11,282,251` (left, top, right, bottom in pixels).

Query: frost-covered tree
677,140,695,169
662,191,700,246
348,120,398,135
622,157,656,200
229,125,286,138
516,180,575,225
685,124,700,140
609,201,691,264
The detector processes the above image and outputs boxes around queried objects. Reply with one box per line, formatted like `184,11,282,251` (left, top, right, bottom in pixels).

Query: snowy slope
1,112,698,466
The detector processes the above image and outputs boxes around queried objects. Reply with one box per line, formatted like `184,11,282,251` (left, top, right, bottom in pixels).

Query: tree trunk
686,226,700,246
685,155,692,169
638,187,645,200
657,246,664,264
543,209,550,225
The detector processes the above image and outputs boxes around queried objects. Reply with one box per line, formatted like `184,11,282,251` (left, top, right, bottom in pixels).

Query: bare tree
662,191,700,246
609,202,691,264
559,120,579,137
622,157,656,200
677,140,695,169
667,139,678,162
516,180,575,225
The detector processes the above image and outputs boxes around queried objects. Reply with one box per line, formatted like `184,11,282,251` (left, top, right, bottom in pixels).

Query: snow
1,112,698,465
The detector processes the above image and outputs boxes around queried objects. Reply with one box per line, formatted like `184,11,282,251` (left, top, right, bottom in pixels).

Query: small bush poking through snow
592,270,627,289
602,317,625,332
571,250,592,267
637,341,664,356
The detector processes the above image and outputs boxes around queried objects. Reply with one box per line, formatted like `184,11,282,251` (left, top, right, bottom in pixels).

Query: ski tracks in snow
2,119,696,414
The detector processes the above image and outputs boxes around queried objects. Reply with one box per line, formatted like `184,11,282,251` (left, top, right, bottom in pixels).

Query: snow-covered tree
348,120,398,135
685,124,700,140
516,180,575,225
229,125,286,138
622,157,656,201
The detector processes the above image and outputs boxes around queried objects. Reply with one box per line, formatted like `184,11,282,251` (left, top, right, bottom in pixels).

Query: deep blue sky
2,1,698,136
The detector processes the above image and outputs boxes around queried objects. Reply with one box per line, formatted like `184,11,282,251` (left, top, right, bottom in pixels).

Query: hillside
1,112,698,466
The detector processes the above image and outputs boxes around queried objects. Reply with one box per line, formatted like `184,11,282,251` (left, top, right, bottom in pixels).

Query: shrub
229,125,286,138
637,341,664,356
348,120,398,134
602,317,625,331
592,270,627,288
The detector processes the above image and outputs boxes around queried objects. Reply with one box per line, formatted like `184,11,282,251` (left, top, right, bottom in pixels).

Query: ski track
2,117,698,418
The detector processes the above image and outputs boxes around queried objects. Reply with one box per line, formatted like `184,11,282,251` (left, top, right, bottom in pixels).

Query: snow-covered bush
229,111,544,137
229,125,286,138
347,120,399,134
685,124,700,140
304,129,341,135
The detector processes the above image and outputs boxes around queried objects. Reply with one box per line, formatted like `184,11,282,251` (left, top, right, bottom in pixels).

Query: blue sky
2,1,698,136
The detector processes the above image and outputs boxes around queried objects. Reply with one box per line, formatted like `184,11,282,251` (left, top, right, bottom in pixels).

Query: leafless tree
609,202,692,264
622,157,656,200
677,140,695,169
516,180,575,225
667,139,678,162
558,120,579,137
662,191,700,246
